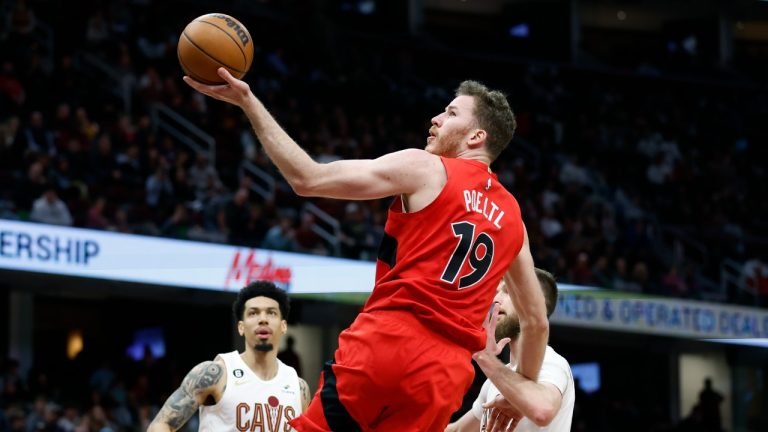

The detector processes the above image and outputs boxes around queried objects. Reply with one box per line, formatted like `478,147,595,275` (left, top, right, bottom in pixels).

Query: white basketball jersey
472,346,575,432
199,351,303,432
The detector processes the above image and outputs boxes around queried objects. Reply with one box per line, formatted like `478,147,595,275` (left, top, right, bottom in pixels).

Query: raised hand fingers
505,416,520,432
495,337,511,355
482,394,510,411
487,409,512,432
216,67,236,83
181,76,227,96
484,303,497,329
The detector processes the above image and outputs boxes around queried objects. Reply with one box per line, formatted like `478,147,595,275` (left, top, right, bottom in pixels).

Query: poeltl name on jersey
463,189,505,228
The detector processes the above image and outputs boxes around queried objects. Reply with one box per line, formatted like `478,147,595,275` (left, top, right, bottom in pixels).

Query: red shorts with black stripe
289,311,475,431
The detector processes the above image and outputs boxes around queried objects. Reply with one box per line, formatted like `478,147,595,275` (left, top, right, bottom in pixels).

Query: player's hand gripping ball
177,13,254,84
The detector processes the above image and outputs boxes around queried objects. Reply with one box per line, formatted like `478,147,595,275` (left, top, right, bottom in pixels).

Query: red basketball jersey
364,157,524,352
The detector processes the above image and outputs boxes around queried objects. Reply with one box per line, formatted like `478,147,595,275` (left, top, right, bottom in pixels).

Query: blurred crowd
0,349,194,432
1,0,766,305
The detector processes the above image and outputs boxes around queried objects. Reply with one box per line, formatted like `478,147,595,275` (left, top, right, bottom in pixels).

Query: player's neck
241,349,279,381
455,148,491,166
508,338,521,366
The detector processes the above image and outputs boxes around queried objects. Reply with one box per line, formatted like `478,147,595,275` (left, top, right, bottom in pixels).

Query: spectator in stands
50,156,74,192
84,10,109,49
170,164,195,205
242,203,270,248
611,257,630,291
57,405,80,432
224,187,250,245
62,136,89,182
25,395,47,432
9,0,36,40
145,165,174,212
0,358,25,401
30,187,73,226
0,63,26,115
3,405,24,432
188,153,220,202
112,207,133,234
74,108,99,144
591,255,611,288
115,144,145,189
89,134,117,185
262,215,297,252
88,361,115,398
161,203,191,239
571,252,595,286
661,265,689,297
622,261,649,293
22,111,56,157
339,202,367,259
741,257,768,306
85,197,111,230
80,404,116,432
294,212,327,255
0,116,21,164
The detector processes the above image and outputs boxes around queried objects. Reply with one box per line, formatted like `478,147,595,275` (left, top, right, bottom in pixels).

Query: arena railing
79,52,134,114
150,103,217,167
240,160,276,201
302,202,342,257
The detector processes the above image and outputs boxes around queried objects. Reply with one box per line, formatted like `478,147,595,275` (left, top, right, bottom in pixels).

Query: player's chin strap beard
255,343,274,352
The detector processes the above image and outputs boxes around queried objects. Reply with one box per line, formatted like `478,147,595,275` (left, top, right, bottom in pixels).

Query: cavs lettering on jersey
367,157,524,352
199,351,302,432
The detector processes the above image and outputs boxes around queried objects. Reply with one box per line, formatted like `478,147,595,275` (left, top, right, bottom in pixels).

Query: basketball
177,13,254,84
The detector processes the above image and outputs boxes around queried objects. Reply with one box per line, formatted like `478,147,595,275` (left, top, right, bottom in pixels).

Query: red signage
225,250,292,289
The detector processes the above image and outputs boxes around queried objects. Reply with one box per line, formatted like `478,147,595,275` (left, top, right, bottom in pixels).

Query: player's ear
237,320,245,336
468,129,486,147
280,320,288,333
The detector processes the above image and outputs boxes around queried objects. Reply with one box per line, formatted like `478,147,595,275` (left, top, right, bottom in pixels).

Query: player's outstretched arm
148,360,224,432
482,377,562,427
184,68,441,200
503,226,549,381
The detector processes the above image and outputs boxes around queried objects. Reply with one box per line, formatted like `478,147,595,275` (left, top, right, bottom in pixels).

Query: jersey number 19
440,221,494,289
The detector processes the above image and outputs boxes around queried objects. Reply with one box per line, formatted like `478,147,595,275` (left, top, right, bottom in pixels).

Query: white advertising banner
3,220,767,342
0,219,375,294
553,292,768,339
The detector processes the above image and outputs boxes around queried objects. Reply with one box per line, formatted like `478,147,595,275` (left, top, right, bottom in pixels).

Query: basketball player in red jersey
185,68,549,431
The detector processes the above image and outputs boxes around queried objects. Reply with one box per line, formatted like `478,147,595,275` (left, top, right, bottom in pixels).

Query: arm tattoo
153,361,223,430
299,378,311,406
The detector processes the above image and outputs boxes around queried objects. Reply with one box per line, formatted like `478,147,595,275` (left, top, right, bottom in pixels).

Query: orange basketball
177,13,254,84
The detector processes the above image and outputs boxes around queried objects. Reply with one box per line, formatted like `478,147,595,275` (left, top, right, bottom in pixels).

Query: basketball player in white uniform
149,281,310,431
447,269,575,432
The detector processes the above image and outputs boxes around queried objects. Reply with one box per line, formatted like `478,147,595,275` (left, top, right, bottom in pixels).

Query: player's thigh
376,338,474,430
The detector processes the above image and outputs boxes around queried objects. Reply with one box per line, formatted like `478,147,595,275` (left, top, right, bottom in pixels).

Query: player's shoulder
543,345,571,369
212,353,228,369
395,148,436,158
386,149,445,185
277,358,299,376
192,356,226,371
390,148,442,166
182,358,228,392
